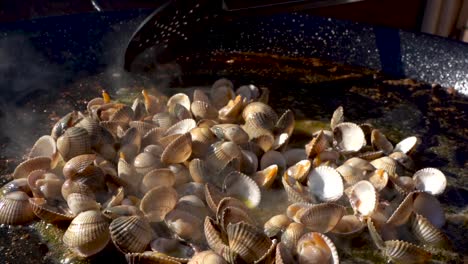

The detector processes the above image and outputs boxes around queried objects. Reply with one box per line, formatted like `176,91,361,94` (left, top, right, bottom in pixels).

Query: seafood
0,79,459,263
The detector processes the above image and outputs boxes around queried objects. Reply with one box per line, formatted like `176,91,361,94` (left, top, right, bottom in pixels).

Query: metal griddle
0,8,467,264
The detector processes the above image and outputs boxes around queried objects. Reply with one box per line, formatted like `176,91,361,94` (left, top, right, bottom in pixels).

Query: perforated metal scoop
123,0,365,71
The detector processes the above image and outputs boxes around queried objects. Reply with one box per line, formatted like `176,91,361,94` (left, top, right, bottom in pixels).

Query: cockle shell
0,191,36,225
211,78,236,109
383,240,431,264
281,222,306,250
28,135,58,168
161,133,192,164
331,215,365,236
330,106,344,130
63,154,96,179
188,250,227,264
12,156,51,179
29,197,74,223
134,152,162,176
165,209,204,242
296,232,339,264
109,215,154,253
371,129,394,154
57,127,92,161
223,171,261,208
150,237,195,261
285,160,312,184
411,213,451,248
412,168,446,195
394,136,419,154
66,193,100,215
125,252,181,264
164,119,196,136
288,202,345,233
333,122,366,152
140,168,176,194
140,186,178,222
264,214,292,237
348,180,378,217
226,221,273,263
62,210,110,257
307,166,344,202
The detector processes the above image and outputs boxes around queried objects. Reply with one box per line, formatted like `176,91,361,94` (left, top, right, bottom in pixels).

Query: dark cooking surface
0,9,467,264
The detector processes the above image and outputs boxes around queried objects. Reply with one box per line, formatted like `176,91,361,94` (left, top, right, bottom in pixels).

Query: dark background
0,0,426,31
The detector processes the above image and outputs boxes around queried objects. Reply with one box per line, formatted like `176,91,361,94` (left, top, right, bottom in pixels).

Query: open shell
333,122,366,152
383,240,431,263
13,156,51,179
394,136,419,154
165,209,204,242
371,129,393,154
411,213,451,248
264,214,292,237
57,127,92,161
28,135,58,168
348,180,378,217
296,232,339,264
226,221,273,263
289,202,345,233
412,168,446,195
307,166,344,202
331,214,365,237
161,133,192,164
29,198,74,223
223,171,261,209
188,250,227,264
281,222,306,250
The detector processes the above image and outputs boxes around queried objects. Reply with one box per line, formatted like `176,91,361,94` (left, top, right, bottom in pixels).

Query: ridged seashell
226,221,273,263
62,210,110,257
57,127,92,161
141,128,166,148
313,150,340,167
386,191,419,226
119,127,142,161
174,103,193,121
371,129,394,154
140,186,178,222
191,100,218,120
188,158,212,184
283,148,307,166
253,164,278,189
240,150,258,175
223,171,261,208
242,102,278,130
109,215,154,253
281,222,306,250
164,119,196,136
368,169,389,191
144,144,164,158
176,195,209,221
330,106,344,130
383,240,431,263
0,191,35,225
289,202,345,233
29,197,74,223
190,127,217,159
152,112,176,130
167,93,191,113
412,168,446,196
12,156,51,179
63,154,96,179
411,213,451,248
264,214,292,237
211,78,236,109
150,237,195,261
140,168,176,194
116,155,140,192
66,193,100,215
413,192,445,228
333,122,366,152
125,252,181,264
204,183,224,212
285,160,311,184
305,130,330,159
28,135,58,168
76,117,101,147
394,136,419,154
307,166,343,202
218,95,246,123
165,209,204,242
275,109,295,137
107,104,134,123
219,206,255,232
211,124,249,145
129,121,157,137
204,217,232,259
370,156,398,177
296,232,339,264
205,141,242,174
188,250,227,264
134,152,163,176
215,197,249,219
348,180,378,217
390,176,415,196
367,218,385,250
100,121,129,137
357,150,385,161
331,215,365,236
282,175,314,204
103,187,125,209
336,164,367,186
161,133,192,164
193,89,210,103
131,97,146,120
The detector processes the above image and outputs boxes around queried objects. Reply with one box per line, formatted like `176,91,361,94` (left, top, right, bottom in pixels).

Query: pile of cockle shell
0,78,452,264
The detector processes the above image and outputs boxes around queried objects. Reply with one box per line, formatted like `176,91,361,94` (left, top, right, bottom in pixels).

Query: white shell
413,168,446,195
348,181,378,217
394,136,419,154
333,122,366,152
307,166,344,202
